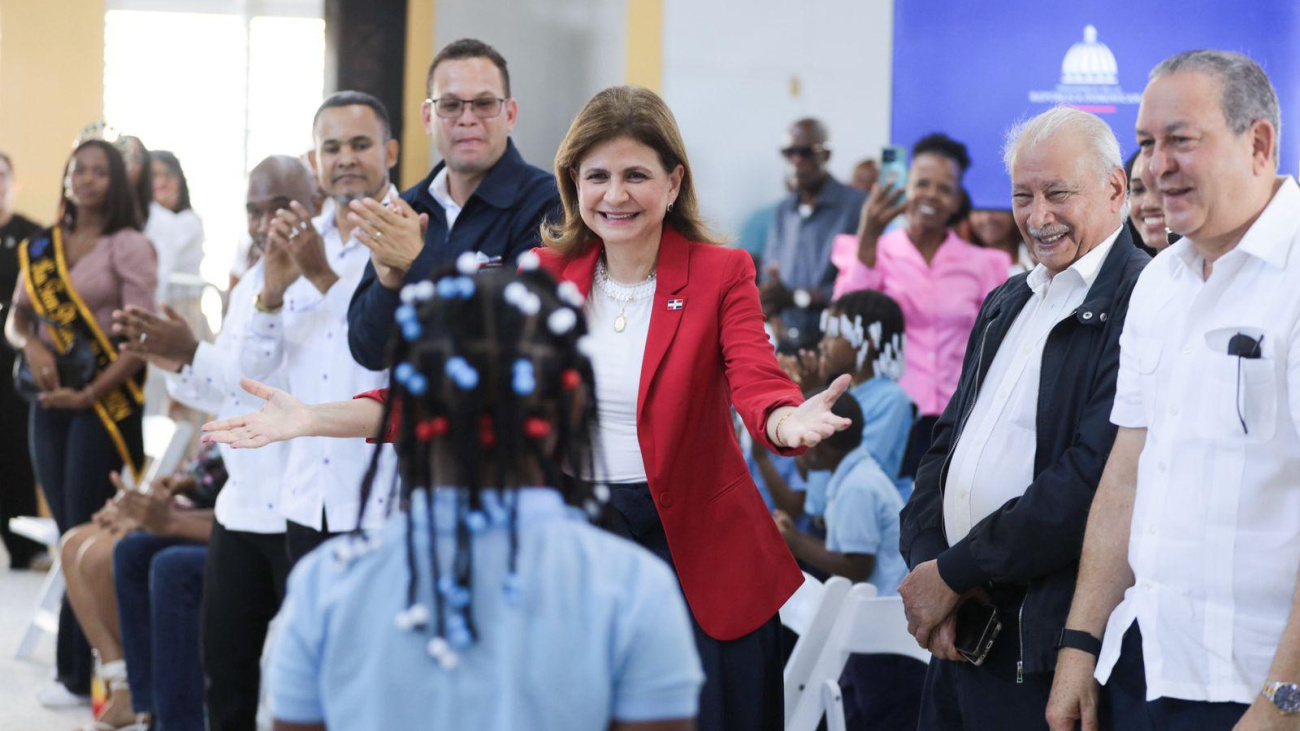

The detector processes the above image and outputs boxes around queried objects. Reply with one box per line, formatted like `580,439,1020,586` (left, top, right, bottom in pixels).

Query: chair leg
821,678,846,731
14,551,65,660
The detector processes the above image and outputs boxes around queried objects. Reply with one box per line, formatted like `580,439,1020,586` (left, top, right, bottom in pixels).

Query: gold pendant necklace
595,259,656,334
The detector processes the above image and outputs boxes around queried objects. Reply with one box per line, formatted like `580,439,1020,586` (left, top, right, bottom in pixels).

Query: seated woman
202,267,705,730
59,445,224,731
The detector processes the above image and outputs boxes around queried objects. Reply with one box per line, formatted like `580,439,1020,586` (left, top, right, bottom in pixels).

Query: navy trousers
30,405,142,694
113,533,207,731
601,482,785,731
1102,624,1250,730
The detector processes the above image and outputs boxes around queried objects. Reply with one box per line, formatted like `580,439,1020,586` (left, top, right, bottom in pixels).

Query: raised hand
349,194,427,290
855,182,907,267
776,373,854,448
273,201,336,293
200,378,312,449
114,303,198,372
260,232,301,309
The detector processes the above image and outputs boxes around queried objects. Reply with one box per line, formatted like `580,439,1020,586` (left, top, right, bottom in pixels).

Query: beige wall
0,0,106,225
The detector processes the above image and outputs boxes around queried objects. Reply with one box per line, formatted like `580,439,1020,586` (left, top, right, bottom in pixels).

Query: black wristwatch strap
1057,629,1102,657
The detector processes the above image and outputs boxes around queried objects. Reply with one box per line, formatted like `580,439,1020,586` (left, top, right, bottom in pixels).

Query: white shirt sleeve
241,308,286,381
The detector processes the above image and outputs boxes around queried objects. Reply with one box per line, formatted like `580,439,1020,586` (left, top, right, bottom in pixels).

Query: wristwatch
254,292,284,314
1056,629,1102,657
1263,681,1300,715
792,288,812,309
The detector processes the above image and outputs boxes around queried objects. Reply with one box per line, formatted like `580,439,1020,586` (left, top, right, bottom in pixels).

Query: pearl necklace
594,259,656,333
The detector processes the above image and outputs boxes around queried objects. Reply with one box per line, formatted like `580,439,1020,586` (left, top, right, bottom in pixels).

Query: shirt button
657,490,673,508
957,490,968,499
1148,525,1158,536
1158,462,1167,473
1141,579,1153,590
1169,405,1180,416
1182,344,1193,354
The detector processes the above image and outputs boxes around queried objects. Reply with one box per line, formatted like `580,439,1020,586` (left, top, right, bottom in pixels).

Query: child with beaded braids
201,262,704,730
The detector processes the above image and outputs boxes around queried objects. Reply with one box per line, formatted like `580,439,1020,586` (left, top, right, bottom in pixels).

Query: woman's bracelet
773,410,795,448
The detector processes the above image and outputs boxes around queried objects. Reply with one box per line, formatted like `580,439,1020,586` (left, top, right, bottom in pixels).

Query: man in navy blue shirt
345,38,560,369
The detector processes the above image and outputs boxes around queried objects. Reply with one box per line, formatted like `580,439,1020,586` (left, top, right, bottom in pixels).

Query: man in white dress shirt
114,155,316,731
242,91,398,561
1047,50,1300,731
898,106,1150,730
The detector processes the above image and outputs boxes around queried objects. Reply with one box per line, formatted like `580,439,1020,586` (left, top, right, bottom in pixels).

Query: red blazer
538,228,805,640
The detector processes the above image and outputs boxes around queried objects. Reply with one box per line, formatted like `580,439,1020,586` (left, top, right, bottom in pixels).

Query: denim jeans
113,532,207,731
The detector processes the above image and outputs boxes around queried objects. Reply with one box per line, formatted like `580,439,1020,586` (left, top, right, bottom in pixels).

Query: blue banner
891,1,1300,209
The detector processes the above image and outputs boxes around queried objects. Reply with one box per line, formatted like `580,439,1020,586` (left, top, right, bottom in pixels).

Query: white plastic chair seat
786,584,931,730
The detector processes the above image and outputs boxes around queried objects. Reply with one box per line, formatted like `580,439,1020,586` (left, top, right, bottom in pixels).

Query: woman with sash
4,138,156,708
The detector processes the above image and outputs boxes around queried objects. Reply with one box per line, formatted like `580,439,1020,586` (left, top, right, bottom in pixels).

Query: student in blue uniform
772,394,925,731
204,265,703,730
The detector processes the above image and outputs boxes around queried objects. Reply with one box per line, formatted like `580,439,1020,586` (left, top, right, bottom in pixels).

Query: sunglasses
781,144,828,160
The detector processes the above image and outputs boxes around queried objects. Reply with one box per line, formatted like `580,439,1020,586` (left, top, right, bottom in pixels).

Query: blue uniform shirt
271,488,704,729
823,449,908,596
848,375,915,483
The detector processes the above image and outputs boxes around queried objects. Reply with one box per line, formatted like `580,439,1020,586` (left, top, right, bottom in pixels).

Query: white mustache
1029,225,1070,241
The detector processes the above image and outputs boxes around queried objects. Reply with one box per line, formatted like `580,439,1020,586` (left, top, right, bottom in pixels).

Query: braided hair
346,253,604,669
820,290,906,381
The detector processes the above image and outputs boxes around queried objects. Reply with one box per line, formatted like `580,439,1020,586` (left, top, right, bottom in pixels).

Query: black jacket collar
409,138,535,211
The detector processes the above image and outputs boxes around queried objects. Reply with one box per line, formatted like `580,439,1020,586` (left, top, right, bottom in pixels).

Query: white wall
431,0,627,172
662,0,894,237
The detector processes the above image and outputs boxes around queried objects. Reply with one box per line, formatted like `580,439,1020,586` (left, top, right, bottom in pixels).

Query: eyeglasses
781,144,828,160
426,97,508,120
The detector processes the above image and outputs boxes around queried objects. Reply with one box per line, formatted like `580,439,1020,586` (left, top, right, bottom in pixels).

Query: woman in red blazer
539,85,851,730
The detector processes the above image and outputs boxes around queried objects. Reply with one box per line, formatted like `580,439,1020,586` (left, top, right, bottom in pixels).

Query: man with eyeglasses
759,118,866,353
346,37,560,369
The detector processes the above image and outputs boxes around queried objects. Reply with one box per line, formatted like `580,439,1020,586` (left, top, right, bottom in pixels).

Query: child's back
271,489,704,730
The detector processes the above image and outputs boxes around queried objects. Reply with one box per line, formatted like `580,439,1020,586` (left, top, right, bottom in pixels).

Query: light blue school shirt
271,488,704,729
849,375,915,482
823,449,908,596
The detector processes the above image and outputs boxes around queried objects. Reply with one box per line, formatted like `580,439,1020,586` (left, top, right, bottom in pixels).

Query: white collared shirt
944,226,1120,544
1095,177,1300,704
428,168,463,229
165,261,289,533
241,193,399,531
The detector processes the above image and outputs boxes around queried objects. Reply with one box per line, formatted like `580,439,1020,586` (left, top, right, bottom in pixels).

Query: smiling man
1047,50,1300,731
897,106,1149,731
345,38,561,369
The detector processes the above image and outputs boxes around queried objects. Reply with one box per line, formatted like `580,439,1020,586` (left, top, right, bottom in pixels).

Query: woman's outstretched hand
777,373,854,448
201,378,311,449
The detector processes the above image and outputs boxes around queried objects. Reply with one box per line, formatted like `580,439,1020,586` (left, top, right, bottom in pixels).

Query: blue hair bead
465,510,488,534
436,278,458,298
446,612,468,633
502,574,522,607
394,362,415,385
402,321,422,341
394,303,417,324
456,276,476,298
448,586,471,609
447,625,473,649
406,373,428,396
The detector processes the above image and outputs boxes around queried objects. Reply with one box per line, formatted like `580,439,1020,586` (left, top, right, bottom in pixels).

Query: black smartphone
954,600,1002,666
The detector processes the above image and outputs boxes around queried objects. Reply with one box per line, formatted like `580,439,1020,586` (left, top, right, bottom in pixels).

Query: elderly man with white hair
896,105,1149,730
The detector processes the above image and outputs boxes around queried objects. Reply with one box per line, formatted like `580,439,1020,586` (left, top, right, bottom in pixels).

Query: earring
667,201,675,213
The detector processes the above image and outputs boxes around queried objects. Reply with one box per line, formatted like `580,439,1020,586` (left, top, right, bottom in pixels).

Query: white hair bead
517,250,541,271
547,308,577,335
456,251,480,275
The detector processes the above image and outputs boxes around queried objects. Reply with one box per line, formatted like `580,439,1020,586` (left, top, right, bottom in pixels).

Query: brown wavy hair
542,85,720,257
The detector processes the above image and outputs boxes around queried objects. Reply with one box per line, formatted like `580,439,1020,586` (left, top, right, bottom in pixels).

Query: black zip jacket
347,139,561,370
899,227,1149,675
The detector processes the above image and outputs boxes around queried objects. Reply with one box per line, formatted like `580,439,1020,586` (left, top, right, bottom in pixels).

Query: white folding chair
780,572,853,724
118,415,194,491
787,585,931,731
11,516,63,660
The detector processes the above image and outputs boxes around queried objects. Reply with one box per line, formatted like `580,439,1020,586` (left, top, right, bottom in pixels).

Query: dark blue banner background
891,1,1300,209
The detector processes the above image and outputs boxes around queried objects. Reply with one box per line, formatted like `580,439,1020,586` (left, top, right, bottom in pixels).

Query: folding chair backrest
844,594,932,664
782,573,852,723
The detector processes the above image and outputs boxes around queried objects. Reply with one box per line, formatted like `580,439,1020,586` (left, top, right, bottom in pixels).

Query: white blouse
583,264,656,484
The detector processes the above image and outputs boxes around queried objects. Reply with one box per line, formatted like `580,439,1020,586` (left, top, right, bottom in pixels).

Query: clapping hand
200,378,311,449
758,263,795,318
776,373,853,448
114,304,198,372
349,194,427,290
271,201,335,292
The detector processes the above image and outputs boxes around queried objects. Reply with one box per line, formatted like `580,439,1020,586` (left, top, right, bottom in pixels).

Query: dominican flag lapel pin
667,298,684,311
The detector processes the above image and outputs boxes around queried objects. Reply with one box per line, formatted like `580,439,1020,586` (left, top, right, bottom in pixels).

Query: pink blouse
831,229,1010,416
14,228,158,346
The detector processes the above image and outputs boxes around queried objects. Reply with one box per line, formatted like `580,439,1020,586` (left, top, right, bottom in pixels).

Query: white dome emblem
1061,25,1119,86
